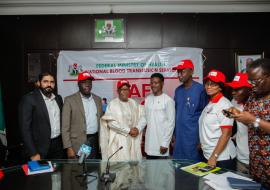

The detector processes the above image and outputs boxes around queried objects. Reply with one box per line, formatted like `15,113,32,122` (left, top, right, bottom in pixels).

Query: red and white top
199,93,236,161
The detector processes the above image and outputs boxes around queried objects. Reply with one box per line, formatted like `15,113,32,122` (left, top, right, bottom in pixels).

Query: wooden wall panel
163,14,197,47
127,14,162,48
59,15,92,49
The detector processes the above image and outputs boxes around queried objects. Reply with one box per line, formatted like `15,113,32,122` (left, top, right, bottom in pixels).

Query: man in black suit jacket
19,72,64,160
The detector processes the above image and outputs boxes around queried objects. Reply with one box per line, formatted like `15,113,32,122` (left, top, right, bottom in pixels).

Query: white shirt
231,99,249,164
199,95,236,161
138,93,175,156
81,94,98,134
41,92,60,139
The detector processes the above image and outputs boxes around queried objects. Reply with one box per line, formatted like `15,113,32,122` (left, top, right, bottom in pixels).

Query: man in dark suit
19,72,64,160
62,71,103,159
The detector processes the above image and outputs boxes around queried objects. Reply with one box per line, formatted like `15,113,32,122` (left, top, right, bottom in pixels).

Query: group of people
18,58,270,188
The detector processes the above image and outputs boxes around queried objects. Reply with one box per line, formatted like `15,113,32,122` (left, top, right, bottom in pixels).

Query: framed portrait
235,51,264,73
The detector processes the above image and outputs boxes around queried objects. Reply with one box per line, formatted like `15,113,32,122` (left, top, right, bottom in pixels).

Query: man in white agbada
100,80,145,161
137,73,175,159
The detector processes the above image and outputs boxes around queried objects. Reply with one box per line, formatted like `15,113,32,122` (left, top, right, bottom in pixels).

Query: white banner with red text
57,47,203,104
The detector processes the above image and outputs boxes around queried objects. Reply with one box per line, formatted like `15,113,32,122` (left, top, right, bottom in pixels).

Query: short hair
38,72,55,82
150,73,164,82
248,58,270,76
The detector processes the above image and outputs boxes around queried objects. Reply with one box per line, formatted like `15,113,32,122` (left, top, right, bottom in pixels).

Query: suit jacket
18,89,63,158
61,92,102,153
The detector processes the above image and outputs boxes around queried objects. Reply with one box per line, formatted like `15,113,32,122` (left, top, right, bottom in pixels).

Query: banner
57,47,203,104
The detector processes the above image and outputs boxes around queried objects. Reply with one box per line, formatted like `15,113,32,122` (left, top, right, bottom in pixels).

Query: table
0,159,219,190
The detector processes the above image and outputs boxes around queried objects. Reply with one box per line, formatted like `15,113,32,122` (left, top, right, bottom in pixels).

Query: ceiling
0,0,269,15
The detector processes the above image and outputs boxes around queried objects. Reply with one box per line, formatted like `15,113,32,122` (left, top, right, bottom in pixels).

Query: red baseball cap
77,71,94,81
204,70,226,83
117,80,131,89
226,73,251,89
172,59,194,71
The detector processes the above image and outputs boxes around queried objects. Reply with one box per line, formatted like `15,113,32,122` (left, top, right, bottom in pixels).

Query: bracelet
253,118,261,128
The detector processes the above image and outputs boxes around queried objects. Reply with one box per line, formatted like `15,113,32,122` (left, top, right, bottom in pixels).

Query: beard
40,87,54,97
80,90,91,97
78,84,91,97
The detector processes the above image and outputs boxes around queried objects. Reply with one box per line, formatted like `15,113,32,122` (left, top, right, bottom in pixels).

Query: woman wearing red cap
226,73,251,174
199,70,236,170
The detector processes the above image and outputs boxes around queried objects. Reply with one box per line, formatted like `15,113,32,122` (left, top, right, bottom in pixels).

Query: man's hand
31,154,41,161
223,107,241,118
67,147,76,159
227,107,241,116
233,111,256,126
160,146,168,154
207,155,217,167
129,127,139,137
227,107,256,125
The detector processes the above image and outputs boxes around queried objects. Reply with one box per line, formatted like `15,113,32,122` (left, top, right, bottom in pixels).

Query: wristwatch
253,118,261,128
214,153,219,159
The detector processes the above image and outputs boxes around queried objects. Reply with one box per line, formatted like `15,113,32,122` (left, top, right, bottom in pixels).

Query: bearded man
19,72,64,160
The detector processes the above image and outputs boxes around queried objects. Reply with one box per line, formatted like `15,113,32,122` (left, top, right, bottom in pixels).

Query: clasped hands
129,127,139,137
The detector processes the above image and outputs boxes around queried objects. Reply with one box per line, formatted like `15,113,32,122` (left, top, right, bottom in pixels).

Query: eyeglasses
248,75,269,85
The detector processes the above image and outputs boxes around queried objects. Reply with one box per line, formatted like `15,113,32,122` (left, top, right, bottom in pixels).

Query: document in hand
227,177,261,190
22,161,54,175
181,162,221,176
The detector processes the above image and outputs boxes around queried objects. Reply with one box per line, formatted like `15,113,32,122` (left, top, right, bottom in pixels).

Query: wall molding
0,0,270,15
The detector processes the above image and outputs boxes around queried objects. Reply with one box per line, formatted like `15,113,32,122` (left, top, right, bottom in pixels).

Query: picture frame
94,18,125,43
235,51,264,73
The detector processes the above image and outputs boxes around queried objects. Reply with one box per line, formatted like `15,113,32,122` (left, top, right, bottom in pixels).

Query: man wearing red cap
225,73,251,174
172,59,208,161
100,80,144,161
62,71,102,159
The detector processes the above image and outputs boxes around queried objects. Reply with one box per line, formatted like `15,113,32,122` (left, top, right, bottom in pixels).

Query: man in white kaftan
137,73,175,158
100,80,145,161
